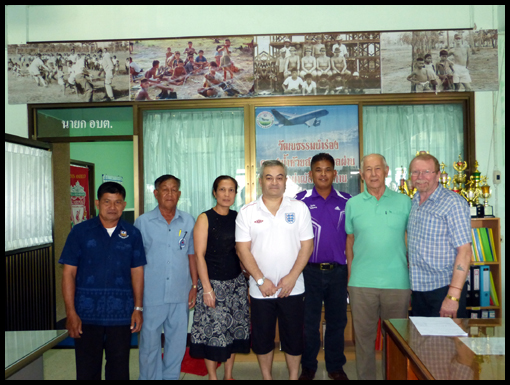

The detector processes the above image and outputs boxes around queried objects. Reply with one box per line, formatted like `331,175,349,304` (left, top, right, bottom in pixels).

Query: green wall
70,141,134,210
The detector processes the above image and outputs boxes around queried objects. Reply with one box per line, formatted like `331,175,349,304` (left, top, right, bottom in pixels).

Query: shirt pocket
386,210,408,231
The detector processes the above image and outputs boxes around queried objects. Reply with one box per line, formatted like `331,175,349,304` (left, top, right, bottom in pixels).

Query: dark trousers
411,282,468,318
74,324,131,380
301,264,348,373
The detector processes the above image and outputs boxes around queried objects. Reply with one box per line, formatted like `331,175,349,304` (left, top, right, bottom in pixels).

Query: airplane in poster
271,109,329,128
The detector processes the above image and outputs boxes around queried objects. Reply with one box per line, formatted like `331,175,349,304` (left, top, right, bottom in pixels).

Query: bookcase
469,218,502,319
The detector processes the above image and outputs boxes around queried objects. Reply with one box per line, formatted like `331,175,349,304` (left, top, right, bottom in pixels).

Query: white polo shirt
235,195,314,299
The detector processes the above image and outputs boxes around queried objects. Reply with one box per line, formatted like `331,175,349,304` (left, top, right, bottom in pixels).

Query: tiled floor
43,344,383,380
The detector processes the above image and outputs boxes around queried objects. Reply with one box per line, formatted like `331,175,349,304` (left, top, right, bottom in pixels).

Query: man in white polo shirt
236,160,314,380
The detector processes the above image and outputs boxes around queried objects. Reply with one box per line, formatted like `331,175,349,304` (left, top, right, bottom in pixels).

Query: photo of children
381,30,499,93
253,34,381,96
129,37,254,100
7,41,130,104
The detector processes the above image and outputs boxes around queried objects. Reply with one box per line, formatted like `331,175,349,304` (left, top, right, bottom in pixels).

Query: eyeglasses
410,170,437,177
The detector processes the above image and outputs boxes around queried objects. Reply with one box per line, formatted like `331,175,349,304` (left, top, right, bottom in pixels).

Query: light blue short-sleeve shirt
134,206,195,306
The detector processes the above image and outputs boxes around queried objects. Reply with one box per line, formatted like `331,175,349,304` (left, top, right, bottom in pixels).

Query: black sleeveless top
204,209,242,281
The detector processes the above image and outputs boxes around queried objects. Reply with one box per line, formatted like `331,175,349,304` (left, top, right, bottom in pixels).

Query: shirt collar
413,183,442,204
361,186,390,200
257,195,291,212
149,205,182,223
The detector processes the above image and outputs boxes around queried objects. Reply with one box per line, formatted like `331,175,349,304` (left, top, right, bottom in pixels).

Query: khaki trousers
348,286,410,380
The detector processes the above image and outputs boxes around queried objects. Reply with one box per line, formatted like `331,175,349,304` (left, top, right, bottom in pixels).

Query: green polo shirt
345,187,411,289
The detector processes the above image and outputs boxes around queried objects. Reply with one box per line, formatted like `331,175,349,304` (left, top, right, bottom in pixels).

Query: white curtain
5,142,53,251
143,109,245,219
363,104,464,190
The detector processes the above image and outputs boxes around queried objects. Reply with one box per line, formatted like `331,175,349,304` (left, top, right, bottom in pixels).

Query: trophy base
470,206,478,218
484,205,495,217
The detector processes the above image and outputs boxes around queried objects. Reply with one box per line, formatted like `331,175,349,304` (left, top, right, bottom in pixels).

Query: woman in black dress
190,176,250,380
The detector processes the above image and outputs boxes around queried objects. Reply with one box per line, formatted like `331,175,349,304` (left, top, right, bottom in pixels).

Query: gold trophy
480,176,494,217
452,154,467,193
461,176,481,217
439,162,451,189
398,166,416,198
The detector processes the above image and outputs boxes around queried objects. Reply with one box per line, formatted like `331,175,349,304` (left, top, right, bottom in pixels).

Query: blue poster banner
255,105,360,197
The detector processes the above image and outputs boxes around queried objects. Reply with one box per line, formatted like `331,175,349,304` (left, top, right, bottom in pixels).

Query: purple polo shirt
295,187,351,264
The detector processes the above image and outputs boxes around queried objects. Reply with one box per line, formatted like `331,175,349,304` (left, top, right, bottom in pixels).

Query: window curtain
5,142,53,251
143,109,245,219
363,104,464,190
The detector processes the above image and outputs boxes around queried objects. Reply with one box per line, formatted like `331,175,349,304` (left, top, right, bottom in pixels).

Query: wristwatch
256,277,266,287
134,307,143,312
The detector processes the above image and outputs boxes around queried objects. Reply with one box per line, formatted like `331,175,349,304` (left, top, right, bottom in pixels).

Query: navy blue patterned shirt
59,216,146,326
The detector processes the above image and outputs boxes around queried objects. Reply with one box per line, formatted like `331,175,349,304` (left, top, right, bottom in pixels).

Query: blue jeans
301,264,348,373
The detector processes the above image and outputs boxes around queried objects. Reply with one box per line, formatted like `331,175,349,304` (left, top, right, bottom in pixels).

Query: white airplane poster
255,105,360,197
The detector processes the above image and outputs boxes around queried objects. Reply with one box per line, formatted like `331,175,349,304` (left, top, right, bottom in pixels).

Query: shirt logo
309,204,317,209
335,206,341,211
119,230,129,239
285,213,296,224
254,219,264,224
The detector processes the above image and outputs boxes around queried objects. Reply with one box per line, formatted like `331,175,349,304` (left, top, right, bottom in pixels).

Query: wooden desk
383,319,505,380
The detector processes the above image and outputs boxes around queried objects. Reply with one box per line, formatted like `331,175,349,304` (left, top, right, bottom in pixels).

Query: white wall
5,5,505,317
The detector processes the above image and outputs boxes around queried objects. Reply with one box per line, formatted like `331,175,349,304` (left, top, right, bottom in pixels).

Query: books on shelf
467,265,499,308
471,227,497,262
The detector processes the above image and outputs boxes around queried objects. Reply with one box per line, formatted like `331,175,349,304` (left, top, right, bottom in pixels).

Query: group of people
60,151,472,380
132,39,244,100
407,34,473,92
275,37,365,95
9,48,121,102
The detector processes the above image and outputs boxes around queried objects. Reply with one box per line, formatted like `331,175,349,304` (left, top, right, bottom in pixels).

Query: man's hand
66,312,83,339
439,296,459,318
259,279,278,298
131,310,143,333
188,287,197,309
276,274,298,298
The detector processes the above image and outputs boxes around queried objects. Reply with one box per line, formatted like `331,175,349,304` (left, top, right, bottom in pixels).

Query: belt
307,263,340,271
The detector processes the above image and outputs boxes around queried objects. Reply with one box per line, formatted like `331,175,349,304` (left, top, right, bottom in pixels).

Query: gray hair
360,154,388,171
259,160,287,179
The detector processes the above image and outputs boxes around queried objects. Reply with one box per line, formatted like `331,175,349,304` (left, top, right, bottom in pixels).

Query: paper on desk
410,317,468,336
459,337,505,355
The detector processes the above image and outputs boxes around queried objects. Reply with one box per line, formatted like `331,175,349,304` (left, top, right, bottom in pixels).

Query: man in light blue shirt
135,175,198,380
407,154,472,318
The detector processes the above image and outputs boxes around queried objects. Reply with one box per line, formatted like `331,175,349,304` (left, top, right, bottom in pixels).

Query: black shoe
299,367,316,381
328,369,349,380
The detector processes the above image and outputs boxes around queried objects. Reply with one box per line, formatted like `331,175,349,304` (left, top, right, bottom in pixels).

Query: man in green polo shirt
345,154,411,380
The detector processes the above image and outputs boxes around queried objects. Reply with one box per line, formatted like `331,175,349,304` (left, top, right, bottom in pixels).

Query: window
362,103,464,189
142,108,245,218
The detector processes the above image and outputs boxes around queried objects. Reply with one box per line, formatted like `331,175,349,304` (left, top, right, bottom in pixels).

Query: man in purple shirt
295,153,351,381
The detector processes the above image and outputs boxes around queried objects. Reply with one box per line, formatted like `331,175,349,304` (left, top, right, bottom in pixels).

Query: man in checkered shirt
407,154,472,318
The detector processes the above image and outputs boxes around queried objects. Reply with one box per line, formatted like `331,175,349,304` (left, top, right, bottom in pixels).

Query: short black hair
212,175,238,197
154,174,181,190
97,182,126,200
310,153,335,170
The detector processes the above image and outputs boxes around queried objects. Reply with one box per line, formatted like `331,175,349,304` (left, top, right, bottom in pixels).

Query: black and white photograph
7,41,131,104
253,33,381,97
381,30,499,94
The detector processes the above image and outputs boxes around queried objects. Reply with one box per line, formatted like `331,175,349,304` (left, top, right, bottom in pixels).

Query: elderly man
135,175,198,380
407,153,472,318
236,160,314,380
60,182,146,380
295,153,351,381
345,154,411,380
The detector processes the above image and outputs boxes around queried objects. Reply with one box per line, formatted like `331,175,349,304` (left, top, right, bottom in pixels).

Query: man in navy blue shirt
60,182,146,380
295,153,351,381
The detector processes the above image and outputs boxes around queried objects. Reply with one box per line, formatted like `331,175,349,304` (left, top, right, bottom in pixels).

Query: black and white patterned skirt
190,272,251,362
